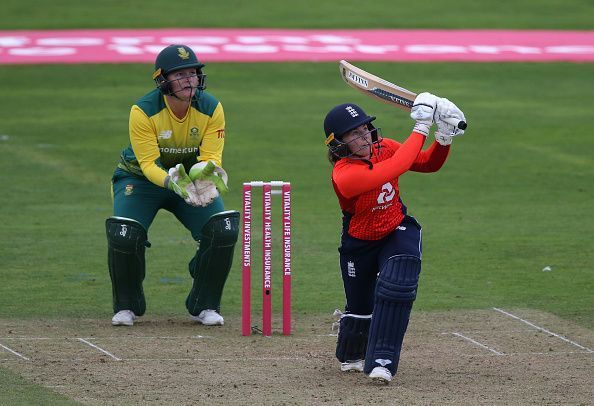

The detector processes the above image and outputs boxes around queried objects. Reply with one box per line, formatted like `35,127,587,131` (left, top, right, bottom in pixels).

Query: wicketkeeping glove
189,161,229,193
187,161,229,207
166,164,201,206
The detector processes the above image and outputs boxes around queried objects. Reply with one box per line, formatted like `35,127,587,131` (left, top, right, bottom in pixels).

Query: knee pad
186,211,239,315
106,217,150,254
201,210,240,246
376,255,421,302
189,210,239,279
106,217,150,315
335,313,372,363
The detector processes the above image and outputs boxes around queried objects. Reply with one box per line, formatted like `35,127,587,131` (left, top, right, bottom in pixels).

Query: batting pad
335,313,372,363
364,255,421,375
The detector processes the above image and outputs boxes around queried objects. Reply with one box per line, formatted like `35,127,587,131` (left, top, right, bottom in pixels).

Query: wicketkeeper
324,94,466,382
107,44,239,327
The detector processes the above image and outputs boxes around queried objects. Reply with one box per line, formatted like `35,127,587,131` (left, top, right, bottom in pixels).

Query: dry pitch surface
1,309,592,405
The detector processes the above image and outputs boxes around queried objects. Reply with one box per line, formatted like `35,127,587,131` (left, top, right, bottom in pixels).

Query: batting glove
410,92,439,136
434,133,453,146
435,98,466,137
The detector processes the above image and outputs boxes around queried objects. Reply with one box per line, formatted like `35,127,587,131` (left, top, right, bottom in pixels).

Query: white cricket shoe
340,360,364,372
369,366,392,383
191,309,224,326
111,310,136,326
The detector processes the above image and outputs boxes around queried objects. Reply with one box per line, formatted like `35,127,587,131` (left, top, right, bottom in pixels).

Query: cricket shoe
191,309,224,326
369,366,392,383
111,310,136,326
340,360,364,372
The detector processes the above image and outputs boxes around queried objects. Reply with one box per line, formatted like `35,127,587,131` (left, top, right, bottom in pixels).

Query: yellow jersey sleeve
196,102,225,167
129,106,168,187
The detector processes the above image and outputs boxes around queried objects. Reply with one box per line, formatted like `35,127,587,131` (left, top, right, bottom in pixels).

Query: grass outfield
0,367,78,405
0,1,593,404
2,0,594,29
0,62,592,327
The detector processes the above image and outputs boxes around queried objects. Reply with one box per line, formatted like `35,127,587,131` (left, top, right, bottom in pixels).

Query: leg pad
186,211,240,315
336,313,372,363
364,255,421,375
106,217,150,316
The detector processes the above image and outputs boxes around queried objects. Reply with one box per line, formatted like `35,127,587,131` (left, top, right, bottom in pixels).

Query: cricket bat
339,60,467,130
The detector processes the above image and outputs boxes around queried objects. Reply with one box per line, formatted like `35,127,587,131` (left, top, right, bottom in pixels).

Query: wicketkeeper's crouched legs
186,211,239,315
106,217,150,316
364,255,421,376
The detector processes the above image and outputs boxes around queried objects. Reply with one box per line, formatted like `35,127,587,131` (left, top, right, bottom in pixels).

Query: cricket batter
106,45,239,327
324,94,466,382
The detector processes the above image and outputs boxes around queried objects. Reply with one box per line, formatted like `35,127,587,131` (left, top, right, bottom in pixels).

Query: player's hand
410,92,438,136
167,164,201,206
435,98,466,137
189,161,229,193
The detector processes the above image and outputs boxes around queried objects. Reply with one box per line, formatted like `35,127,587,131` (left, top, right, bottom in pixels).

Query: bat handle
441,117,467,130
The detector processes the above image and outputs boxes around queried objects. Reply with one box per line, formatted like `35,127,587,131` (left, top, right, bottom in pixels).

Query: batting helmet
324,103,378,159
152,45,206,95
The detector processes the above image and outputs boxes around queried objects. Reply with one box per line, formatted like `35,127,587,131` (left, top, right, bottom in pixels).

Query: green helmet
152,45,206,95
153,45,204,77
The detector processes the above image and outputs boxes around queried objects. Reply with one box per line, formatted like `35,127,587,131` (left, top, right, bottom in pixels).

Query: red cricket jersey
331,133,450,240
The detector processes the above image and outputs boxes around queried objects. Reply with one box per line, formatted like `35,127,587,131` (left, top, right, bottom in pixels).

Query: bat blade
339,60,467,130
339,60,416,112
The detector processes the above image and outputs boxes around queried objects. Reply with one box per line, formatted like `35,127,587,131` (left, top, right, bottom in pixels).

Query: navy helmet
324,103,378,159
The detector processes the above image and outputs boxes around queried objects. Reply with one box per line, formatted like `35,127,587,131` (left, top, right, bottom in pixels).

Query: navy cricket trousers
338,215,422,315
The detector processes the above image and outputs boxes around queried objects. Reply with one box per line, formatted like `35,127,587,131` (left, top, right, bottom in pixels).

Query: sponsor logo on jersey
372,203,393,212
372,183,396,212
158,130,172,139
216,129,225,139
159,146,200,154
377,182,395,204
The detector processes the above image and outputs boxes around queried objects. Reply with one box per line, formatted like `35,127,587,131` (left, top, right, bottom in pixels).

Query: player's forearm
197,133,224,168
410,141,450,173
139,161,168,187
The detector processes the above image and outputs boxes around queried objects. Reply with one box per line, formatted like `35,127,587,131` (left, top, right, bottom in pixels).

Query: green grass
0,2,593,403
0,62,593,328
3,0,594,29
0,367,80,405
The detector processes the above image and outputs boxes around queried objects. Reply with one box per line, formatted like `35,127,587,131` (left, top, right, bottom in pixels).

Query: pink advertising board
1,28,593,64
